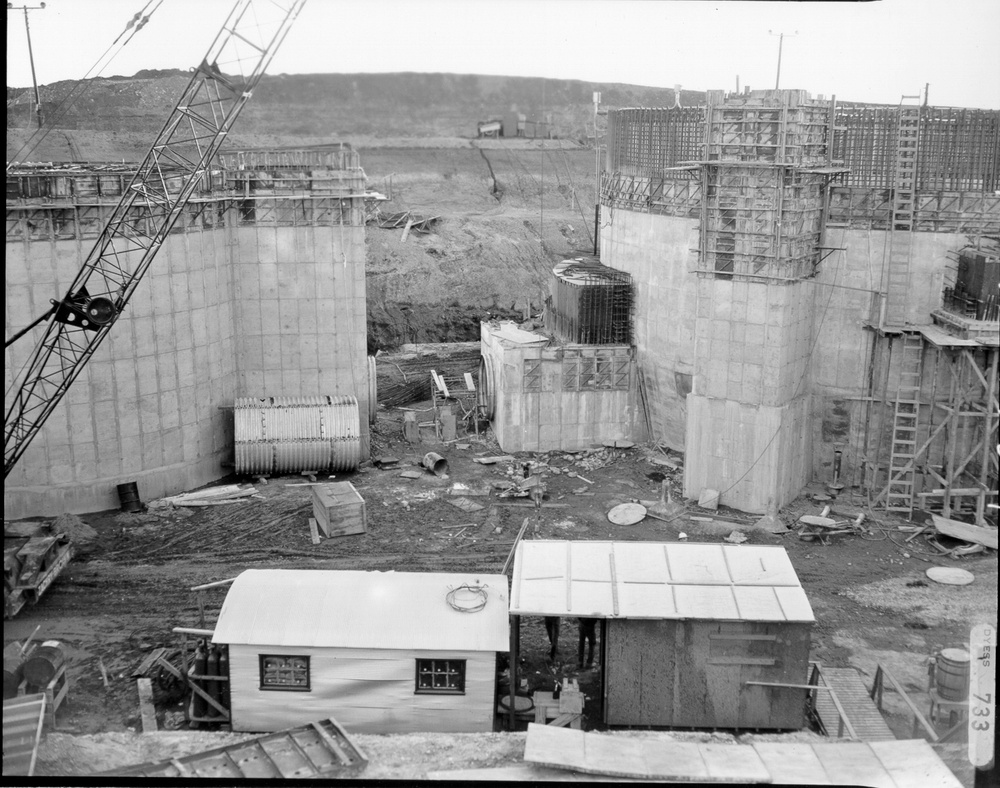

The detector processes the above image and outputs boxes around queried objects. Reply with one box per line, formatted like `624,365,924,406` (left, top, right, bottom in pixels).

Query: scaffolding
867,328,999,524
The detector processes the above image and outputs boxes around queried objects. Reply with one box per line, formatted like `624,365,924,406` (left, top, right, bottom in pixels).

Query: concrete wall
808,227,975,485
6,199,369,518
598,209,699,449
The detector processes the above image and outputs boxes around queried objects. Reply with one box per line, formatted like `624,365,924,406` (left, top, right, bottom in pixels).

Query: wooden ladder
883,97,921,327
885,333,924,514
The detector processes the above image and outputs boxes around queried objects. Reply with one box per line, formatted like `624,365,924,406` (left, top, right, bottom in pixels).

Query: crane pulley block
50,290,117,331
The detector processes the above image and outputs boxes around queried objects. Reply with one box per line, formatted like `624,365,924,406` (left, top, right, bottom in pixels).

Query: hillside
7,70,702,139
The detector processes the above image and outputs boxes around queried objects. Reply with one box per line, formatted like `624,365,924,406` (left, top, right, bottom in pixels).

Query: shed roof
212,570,510,651
510,541,815,622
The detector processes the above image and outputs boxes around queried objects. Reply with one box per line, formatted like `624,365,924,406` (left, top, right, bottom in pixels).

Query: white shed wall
227,645,497,734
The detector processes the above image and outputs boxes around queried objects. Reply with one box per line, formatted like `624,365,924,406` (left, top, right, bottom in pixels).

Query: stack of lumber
152,485,259,509
376,342,481,407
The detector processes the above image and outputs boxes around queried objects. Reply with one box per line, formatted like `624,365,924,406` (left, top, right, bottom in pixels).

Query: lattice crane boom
5,0,307,477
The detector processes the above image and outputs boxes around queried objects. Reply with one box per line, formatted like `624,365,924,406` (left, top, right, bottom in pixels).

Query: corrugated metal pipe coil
234,395,361,475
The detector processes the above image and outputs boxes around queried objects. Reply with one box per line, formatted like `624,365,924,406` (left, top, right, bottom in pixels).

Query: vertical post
775,32,784,90
977,348,998,524
508,614,519,731
10,4,47,128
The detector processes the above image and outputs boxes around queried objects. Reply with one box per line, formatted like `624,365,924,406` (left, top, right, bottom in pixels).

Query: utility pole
768,30,797,90
8,2,47,128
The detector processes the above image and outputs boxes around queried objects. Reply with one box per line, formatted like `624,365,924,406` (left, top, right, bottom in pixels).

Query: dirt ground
5,406,993,782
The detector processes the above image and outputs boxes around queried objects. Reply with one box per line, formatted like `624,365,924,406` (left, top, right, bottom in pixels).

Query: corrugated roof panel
772,586,817,623
666,544,731,585
611,542,670,583
571,542,613,582
213,570,510,650
732,586,786,621
616,582,676,618
725,546,800,586
674,585,740,619
569,580,613,616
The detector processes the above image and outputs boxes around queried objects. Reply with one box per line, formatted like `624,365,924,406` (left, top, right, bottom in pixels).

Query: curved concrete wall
6,191,369,518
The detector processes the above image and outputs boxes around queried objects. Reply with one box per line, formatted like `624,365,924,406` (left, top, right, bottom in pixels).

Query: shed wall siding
605,620,811,729
227,645,496,733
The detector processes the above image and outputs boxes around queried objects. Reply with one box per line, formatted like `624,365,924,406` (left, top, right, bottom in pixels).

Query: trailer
4,533,74,619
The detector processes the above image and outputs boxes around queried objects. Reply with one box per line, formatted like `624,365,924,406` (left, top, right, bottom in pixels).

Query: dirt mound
51,513,98,544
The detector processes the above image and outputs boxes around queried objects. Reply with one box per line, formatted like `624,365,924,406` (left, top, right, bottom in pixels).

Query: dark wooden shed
509,541,816,730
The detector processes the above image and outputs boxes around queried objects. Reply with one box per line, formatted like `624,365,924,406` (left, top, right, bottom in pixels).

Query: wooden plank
522,723,586,772
427,764,617,781
868,739,964,788
813,741,896,786
308,518,321,545
931,514,998,549
699,742,771,783
752,742,831,785
137,678,157,733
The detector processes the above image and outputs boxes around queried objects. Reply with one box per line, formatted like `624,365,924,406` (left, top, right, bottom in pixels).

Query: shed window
415,659,466,695
259,655,310,691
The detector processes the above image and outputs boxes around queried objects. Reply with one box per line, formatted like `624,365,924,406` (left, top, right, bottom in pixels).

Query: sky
6,0,1000,109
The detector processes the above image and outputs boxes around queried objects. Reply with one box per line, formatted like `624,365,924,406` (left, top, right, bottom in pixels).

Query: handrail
871,664,939,741
744,679,858,740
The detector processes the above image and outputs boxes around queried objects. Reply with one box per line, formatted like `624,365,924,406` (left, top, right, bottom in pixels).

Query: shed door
604,619,676,726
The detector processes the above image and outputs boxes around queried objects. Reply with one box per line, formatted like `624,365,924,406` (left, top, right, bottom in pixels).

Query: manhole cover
608,503,647,525
926,566,975,586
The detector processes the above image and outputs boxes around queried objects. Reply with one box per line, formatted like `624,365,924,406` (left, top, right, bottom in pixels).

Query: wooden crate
312,482,366,538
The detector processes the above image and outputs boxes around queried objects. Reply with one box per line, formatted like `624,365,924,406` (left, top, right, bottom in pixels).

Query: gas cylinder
217,645,230,714
192,640,208,720
205,643,220,718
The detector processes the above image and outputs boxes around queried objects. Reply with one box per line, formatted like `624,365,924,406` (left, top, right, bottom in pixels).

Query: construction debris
930,514,998,550
150,485,259,509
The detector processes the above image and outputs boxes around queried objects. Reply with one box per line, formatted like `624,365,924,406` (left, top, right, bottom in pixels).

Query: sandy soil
5,407,993,782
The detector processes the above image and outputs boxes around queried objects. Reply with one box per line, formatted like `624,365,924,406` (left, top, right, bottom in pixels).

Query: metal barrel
422,452,448,475
935,648,970,701
234,395,361,475
3,641,36,699
21,640,66,687
116,481,143,513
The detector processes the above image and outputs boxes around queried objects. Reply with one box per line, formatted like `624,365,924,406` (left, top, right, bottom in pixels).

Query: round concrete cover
608,503,647,525
926,566,975,585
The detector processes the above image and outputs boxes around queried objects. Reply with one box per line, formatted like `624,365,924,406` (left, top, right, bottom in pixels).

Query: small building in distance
212,569,510,734
509,540,816,730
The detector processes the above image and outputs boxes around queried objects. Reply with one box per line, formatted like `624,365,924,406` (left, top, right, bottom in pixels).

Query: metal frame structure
4,0,307,476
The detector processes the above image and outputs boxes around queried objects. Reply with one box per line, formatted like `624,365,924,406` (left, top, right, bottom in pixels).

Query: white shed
212,569,510,734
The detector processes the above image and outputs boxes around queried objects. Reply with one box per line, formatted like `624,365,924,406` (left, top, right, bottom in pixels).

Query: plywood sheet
522,723,586,771
616,582,675,618
811,742,894,788
569,542,613,582
699,742,771,783
868,739,964,788
772,586,816,622
666,543,730,585
569,579,612,616
752,742,831,785
642,739,710,781
612,541,671,582
732,586,786,621
674,585,739,619
725,545,800,586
